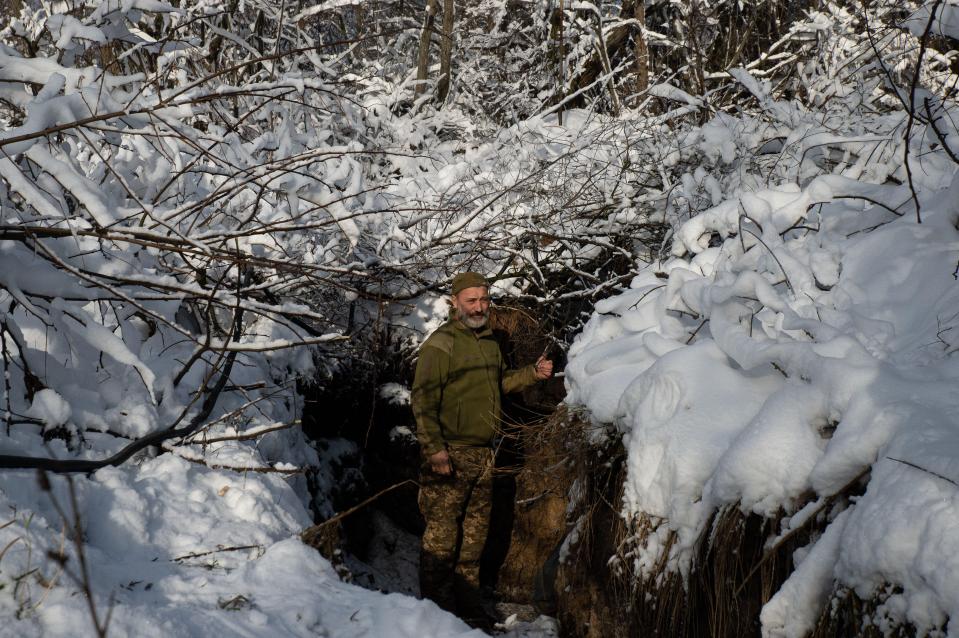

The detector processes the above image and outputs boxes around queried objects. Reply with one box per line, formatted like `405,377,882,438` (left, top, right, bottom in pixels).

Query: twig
172,544,262,563
924,97,959,165
739,214,796,295
887,456,958,487
184,420,300,445
732,465,870,598
301,479,419,546
627,284,666,310
904,0,946,224
686,319,708,344
831,194,905,217
0,535,21,564
0,295,245,472
40,472,110,637
0,320,13,436
159,446,306,474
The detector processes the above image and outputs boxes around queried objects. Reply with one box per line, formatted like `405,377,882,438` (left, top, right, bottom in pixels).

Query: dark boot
455,573,497,631
420,550,457,613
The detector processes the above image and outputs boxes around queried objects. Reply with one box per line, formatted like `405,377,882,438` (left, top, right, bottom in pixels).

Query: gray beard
461,313,488,329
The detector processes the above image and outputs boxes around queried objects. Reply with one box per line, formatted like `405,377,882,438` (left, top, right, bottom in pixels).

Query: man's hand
429,449,452,475
534,355,554,380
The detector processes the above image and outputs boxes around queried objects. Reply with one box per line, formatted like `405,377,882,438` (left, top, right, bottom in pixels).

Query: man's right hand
429,449,452,475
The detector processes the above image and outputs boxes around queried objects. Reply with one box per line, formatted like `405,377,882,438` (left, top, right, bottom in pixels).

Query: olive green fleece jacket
411,319,539,455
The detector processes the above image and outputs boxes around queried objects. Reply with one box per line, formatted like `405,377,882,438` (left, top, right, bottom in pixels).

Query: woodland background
1,1,958,636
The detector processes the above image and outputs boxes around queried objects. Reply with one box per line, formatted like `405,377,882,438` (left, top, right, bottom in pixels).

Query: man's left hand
534,355,553,380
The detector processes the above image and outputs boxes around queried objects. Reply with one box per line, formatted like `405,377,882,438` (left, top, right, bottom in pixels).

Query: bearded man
411,271,553,626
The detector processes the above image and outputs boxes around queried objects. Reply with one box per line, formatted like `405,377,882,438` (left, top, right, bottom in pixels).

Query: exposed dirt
496,418,574,608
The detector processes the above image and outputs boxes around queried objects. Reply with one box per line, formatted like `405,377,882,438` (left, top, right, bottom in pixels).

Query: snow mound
566,168,959,634
0,453,484,638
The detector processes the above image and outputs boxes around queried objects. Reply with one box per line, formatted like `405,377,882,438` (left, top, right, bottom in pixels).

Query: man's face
452,286,491,329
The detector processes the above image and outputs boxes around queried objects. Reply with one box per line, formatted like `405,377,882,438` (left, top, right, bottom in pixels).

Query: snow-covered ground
0,425,554,638
0,453,494,637
0,396,569,638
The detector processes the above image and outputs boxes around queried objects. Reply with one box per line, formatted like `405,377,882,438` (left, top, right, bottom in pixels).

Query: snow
648,83,703,107
2,1,959,636
25,388,72,427
615,339,784,570
0,455,485,638
761,509,851,638
24,145,114,226
45,15,106,50
905,2,959,40
566,135,959,636
379,382,411,406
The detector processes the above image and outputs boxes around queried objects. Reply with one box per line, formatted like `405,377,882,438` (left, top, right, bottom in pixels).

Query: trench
295,307,928,638
294,298,850,638
297,307,570,635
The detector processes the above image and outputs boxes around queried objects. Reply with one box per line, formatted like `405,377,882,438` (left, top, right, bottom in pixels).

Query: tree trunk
550,0,566,124
633,0,649,104
593,9,621,116
687,0,708,99
436,0,455,103
414,0,439,98
560,20,636,108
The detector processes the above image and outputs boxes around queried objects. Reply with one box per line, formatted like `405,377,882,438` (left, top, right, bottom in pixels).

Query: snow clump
566,156,959,636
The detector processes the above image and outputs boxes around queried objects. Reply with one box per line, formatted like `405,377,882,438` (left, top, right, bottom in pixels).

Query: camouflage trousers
418,445,494,618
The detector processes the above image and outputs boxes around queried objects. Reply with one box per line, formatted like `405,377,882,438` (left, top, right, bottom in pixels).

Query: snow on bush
569,178,959,635
565,73,959,638
0,1,491,634
0,0,676,633
1,0,954,635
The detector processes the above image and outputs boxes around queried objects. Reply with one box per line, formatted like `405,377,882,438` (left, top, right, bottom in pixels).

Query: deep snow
565,169,959,635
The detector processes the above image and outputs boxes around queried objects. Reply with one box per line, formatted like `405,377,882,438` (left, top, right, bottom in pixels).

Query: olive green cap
451,271,489,295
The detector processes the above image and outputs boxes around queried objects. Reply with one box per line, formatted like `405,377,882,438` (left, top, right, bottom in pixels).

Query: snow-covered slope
0,454,485,637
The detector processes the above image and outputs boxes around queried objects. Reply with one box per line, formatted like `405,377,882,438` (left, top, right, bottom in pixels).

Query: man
412,271,553,626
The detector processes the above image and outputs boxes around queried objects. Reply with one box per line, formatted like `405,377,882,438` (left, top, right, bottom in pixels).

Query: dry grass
548,410,633,637
535,419,939,638
556,503,809,638
496,406,595,603
811,585,942,638
537,409,887,638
